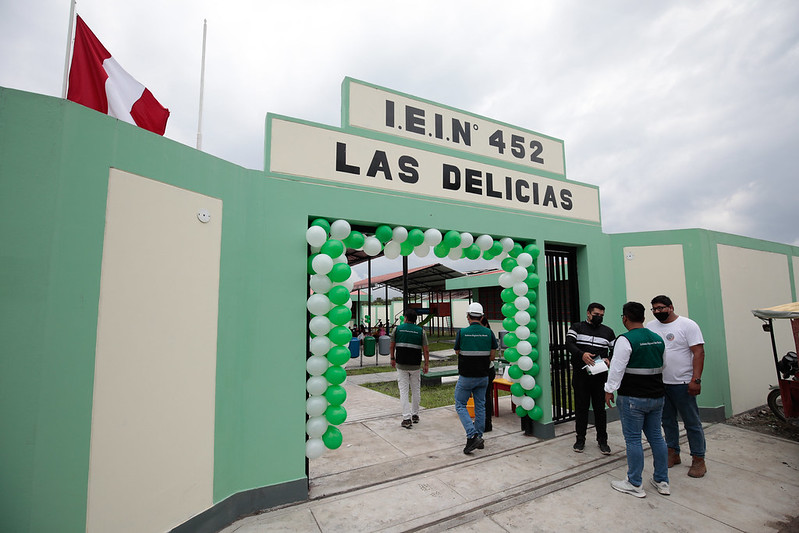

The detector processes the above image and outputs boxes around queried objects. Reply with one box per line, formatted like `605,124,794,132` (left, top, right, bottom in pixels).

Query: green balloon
508,364,523,380
321,239,344,258
325,405,347,425
502,317,518,331
526,290,537,303
327,305,352,326
322,425,343,449
375,225,393,244
515,405,528,418
509,243,523,258
329,263,351,283
528,332,538,346
311,218,331,233
529,384,542,399
501,257,518,273
482,249,495,260
503,332,519,347
501,303,517,318
407,228,425,246
328,285,350,306
527,362,540,376
443,230,461,248
529,347,539,361
327,346,350,366
489,241,503,256
503,347,520,362
325,384,347,405
526,273,540,288
343,231,365,249
527,303,537,315
464,244,481,260
510,383,524,397
526,263,537,273
524,244,540,259
527,318,537,331
324,365,347,385
433,243,450,258
529,405,544,420
308,254,318,274
400,240,414,256
329,326,352,345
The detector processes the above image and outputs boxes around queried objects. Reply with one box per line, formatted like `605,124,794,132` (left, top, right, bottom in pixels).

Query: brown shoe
667,448,681,468
688,456,706,478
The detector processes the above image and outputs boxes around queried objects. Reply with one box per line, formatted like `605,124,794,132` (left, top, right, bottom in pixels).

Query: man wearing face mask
566,302,616,454
646,295,707,478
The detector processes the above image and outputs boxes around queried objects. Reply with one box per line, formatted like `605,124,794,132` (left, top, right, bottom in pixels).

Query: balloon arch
304,218,541,459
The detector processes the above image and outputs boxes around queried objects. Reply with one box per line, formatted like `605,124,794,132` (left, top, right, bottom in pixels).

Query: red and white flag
67,15,169,135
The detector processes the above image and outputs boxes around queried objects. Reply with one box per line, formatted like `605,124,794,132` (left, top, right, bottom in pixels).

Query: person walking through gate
646,295,707,478
454,302,497,454
566,302,615,454
605,301,669,498
390,309,430,428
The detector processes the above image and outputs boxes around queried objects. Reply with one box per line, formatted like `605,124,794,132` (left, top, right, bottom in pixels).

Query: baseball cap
467,302,484,316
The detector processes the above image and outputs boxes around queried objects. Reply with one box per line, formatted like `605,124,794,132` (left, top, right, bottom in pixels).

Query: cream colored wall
622,245,689,320
87,170,222,532
718,244,794,414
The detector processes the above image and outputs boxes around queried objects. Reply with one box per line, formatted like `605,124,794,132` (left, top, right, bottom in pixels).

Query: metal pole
402,255,409,310
61,0,77,98
196,19,207,150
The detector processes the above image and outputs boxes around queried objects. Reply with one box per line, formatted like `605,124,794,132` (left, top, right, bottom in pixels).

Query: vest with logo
457,323,494,377
394,322,424,366
618,328,665,398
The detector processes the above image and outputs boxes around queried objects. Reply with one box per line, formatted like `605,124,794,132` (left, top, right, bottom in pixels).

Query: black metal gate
545,245,581,423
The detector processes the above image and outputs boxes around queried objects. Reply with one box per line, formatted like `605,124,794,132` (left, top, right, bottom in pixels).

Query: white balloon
512,394,526,405
499,272,514,288
513,282,529,296
310,244,321,254
514,296,530,311
306,396,328,417
495,251,508,261
517,252,533,268
306,416,329,438
343,299,352,309
500,237,514,252
448,247,462,260
414,244,430,257
515,325,530,340
460,232,474,248
306,226,327,247
384,241,401,259
312,254,333,275
309,274,333,294
511,265,528,282
306,437,326,459
515,310,531,326
517,355,533,371
520,374,536,390
306,376,328,396
521,395,535,410
517,340,532,356
330,219,351,240
309,315,332,336
392,226,408,243
307,294,332,316
363,236,382,256
476,234,494,251
424,228,442,246
309,336,332,356
306,354,329,375
335,277,355,291
333,254,347,263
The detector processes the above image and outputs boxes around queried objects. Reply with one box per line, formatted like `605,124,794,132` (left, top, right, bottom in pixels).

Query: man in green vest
454,302,497,454
390,309,430,428
604,301,669,498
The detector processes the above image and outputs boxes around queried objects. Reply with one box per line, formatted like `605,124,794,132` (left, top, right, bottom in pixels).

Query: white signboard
346,79,566,177
268,118,599,223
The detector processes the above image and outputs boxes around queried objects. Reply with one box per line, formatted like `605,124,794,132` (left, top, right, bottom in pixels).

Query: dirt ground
724,405,799,443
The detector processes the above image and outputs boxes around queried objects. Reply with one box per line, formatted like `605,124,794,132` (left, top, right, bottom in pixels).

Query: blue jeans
617,395,669,487
454,376,488,438
662,384,706,458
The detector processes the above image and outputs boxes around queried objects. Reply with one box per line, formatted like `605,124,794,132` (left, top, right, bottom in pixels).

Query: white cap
467,302,484,316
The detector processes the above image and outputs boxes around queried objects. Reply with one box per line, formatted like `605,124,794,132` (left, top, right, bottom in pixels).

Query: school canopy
751,302,799,319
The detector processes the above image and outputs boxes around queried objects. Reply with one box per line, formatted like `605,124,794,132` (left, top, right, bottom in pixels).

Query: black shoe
477,437,485,449
484,422,493,432
401,419,413,429
599,442,611,455
464,436,484,454
573,440,585,453
412,415,419,424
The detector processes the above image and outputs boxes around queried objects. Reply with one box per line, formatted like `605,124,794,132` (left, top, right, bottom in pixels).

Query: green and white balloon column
305,218,541,459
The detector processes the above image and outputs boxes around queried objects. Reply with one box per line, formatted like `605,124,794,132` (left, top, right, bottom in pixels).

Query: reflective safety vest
618,328,665,398
394,322,424,366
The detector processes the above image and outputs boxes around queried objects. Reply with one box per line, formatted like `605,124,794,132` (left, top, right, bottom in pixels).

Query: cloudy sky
2,0,798,252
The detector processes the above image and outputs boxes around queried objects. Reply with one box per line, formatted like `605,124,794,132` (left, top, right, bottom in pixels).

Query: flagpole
196,19,207,150
61,0,77,98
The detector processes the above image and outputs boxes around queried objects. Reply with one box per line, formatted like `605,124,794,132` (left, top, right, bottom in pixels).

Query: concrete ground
222,360,799,533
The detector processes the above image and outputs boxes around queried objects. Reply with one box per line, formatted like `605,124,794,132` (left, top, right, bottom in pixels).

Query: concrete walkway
221,370,799,533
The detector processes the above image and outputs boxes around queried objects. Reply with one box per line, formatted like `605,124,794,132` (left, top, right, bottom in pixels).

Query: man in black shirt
566,302,615,454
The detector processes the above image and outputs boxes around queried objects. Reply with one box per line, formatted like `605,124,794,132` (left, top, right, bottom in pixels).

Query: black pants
484,366,496,428
573,369,608,443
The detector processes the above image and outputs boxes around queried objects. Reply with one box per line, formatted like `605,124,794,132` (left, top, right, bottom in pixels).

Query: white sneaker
610,478,646,498
649,477,670,495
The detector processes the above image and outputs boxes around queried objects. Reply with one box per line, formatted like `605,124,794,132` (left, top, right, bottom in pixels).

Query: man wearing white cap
454,302,498,454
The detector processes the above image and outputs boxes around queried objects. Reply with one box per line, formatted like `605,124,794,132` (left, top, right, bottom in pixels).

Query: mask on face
590,315,603,326
654,312,670,322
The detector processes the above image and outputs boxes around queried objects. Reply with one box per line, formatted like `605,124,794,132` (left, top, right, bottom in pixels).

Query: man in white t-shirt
646,295,707,478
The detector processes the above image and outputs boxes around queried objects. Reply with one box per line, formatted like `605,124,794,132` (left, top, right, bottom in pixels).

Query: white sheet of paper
586,359,608,375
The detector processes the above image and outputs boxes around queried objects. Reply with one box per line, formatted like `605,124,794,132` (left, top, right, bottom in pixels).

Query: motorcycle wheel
767,388,786,422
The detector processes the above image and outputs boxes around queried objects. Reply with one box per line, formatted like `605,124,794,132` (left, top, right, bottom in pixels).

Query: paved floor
222,365,799,533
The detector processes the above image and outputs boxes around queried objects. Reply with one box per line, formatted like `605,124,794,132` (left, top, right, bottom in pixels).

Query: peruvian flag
67,15,169,135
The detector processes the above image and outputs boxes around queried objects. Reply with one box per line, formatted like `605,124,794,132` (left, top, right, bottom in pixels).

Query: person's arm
390,341,396,368
489,348,496,361
604,336,631,406
422,330,429,373
566,325,598,367
687,344,705,396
